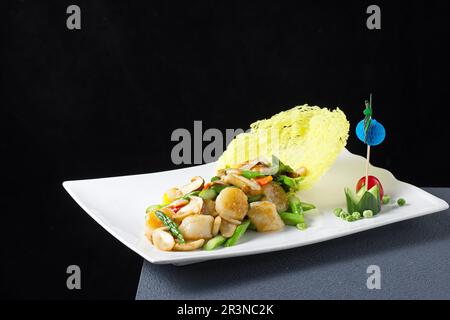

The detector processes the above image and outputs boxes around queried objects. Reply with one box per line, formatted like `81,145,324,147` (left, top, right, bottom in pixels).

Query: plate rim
63,149,449,265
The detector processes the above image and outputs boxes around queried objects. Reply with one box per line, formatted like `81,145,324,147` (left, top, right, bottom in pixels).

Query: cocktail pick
356,94,386,189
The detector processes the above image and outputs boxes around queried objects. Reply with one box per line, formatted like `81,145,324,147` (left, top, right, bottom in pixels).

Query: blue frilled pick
356,119,386,146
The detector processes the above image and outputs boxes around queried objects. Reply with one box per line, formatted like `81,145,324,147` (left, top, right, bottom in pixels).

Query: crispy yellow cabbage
217,105,350,190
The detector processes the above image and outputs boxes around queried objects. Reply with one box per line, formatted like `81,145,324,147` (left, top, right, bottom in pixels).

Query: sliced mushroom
215,187,248,222
173,239,205,251
296,166,308,177
287,166,308,178
225,168,242,176
238,159,271,172
212,216,221,236
203,199,219,217
151,227,175,251
173,196,204,221
237,159,261,171
247,201,284,232
222,173,262,195
180,176,204,195
144,225,153,243
262,182,289,213
164,187,183,204
167,198,189,208
219,219,238,238
216,168,227,177
221,216,242,225
178,215,214,240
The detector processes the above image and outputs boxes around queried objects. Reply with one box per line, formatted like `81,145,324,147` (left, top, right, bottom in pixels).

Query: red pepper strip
203,182,212,190
255,175,273,186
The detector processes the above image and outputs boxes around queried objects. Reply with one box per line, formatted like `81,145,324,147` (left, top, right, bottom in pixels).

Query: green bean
199,188,217,200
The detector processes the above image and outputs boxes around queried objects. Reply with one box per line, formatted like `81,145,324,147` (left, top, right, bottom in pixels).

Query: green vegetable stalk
155,210,185,244
301,202,316,212
247,194,264,203
225,219,251,247
211,184,228,194
204,235,227,250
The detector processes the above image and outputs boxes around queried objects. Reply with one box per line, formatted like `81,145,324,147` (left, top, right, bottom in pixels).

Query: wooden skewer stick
365,145,371,189
365,93,373,189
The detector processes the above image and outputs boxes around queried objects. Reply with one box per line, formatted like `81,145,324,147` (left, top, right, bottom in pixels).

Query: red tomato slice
356,175,384,201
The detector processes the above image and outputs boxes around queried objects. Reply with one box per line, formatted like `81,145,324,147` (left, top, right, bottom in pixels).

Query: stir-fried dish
145,156,316,251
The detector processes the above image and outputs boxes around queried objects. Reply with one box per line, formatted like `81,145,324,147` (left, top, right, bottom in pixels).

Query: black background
2,0,449,299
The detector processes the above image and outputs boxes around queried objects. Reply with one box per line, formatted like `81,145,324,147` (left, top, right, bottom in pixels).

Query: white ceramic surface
63,149,448,265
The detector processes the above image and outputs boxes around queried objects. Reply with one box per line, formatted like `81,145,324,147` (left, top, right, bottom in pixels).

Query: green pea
333,208,343,217
382,195,391,204
363,210,374,218
296,222,307,230
352,212,361,220
339,211,349,219
397,198,406,206
345,215,355,222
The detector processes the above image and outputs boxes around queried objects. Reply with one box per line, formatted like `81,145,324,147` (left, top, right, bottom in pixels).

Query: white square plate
63,149,448,265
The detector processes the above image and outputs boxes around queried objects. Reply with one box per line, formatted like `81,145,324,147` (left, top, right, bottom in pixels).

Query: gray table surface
136,188,450,300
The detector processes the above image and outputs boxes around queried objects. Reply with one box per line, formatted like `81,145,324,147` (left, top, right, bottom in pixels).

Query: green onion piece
210,176,220,182
397,198,406,206
247,194,263,203
241,170,266,179
155,210,185,244
199,188,217,200
279,212,305,226
203,235,227,250
225,219,251,247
